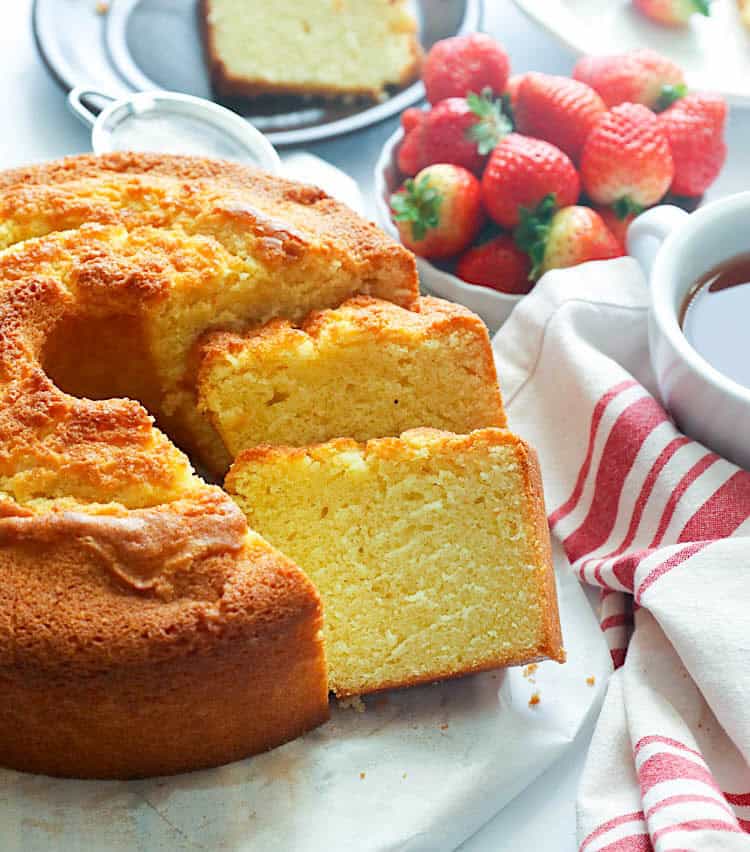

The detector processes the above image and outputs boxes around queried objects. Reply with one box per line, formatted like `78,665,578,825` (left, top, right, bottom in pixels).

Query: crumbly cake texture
741,0,750,27
226,428,564,698
197,295,507,457
200,0,422,101
0,153,418,474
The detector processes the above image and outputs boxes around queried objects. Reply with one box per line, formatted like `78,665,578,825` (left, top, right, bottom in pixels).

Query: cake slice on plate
200,0,422,100
226,427,564,697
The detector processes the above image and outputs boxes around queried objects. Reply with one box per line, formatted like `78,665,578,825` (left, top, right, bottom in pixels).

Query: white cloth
493,257,750,851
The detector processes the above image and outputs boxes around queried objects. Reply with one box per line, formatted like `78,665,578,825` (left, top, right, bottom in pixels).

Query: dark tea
680,253,750,389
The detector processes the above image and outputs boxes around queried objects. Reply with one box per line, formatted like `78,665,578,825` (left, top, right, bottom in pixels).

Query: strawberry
401,107,427,134
420,90,512,174
594,206,636,254
390,164,484,259
658,93,727,196
481,133,580,228
505,75,524,116
515,197,623,279
514,72,606,163
423,34,510,105
580,103,674,212
397,127,427,176
573,49,686,110
456,235,533,294
633,0,711,26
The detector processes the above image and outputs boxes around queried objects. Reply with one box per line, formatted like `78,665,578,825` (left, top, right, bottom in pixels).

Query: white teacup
627,194,750,471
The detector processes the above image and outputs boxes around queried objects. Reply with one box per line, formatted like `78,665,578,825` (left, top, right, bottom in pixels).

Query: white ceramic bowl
373,127,523,333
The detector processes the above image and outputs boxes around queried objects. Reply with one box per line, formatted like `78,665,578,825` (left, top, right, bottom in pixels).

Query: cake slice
200,0,422,101
226,428,564,697
197,296,506,457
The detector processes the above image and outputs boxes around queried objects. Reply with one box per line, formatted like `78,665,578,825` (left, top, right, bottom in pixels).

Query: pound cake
197,295,506,457
226,428,563,697
200,0,422,101
0,153,418,474
0,153,562,779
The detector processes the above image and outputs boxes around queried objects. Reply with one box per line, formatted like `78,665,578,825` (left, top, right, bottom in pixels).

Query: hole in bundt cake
41,312,162,412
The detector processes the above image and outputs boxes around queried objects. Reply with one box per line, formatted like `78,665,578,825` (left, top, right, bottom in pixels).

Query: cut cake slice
197,296,506,457
200,0,423,101
226,427,564,697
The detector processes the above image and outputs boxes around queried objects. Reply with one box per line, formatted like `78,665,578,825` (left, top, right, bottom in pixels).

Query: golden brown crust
517,440,565,663
0,153,418,296
199,0,422,102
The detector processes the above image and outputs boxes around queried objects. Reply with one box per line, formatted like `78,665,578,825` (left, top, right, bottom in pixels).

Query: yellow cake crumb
586,676,596,687
529,692,541,707
227,427,563,697
198,295,505,457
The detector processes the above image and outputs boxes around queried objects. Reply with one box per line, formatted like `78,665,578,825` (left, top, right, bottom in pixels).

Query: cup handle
626,205,689,281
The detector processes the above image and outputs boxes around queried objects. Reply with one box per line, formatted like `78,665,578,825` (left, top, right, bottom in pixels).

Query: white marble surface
1,2,748,850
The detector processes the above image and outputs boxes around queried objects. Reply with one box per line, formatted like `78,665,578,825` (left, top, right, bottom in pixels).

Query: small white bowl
373,127,523,332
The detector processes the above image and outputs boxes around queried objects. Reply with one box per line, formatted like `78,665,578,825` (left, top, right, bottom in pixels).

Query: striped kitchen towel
493,256,750,852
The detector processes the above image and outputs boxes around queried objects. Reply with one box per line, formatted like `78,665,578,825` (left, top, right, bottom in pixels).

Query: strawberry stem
466,87,513,156
693,0,711,15
613,197,644,220
654,83,687,112
390,175,443,242
513,194,558,281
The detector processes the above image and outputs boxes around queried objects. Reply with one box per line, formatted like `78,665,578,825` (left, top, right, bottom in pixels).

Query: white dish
373,127,523,333
512,0,750,107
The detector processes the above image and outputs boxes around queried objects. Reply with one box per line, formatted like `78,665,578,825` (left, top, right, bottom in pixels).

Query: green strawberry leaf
654,83,688,112
513,194,558,281
613,197,645,220
693,0,711,16
390,175,443,242
466,87,513,156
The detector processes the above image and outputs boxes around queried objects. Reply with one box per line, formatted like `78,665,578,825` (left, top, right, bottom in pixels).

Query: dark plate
33,0,482,146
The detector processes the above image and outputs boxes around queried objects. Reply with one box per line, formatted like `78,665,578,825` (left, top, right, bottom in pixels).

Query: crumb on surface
528,691,540,707
523,663,538,678
586,676,596,687
95,1,109,13
337,695,365,713
402,772,407,779
439,723,449,731
560,649,568,663
359,772,366,780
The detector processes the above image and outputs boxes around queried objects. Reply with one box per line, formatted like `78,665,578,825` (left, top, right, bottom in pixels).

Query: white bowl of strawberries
374,34,728,332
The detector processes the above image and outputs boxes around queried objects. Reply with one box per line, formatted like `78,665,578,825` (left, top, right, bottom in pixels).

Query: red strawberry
505,74,524,115
515,198,623,279
580,103,674,211
401,107,427,134
456,235,533,294
397,127,427,176
633,0,711,26
594,206,636,254
514,72,606,163
423,34,510,105
420,90,512,174
573,49,686,110
658,93,727,196
481,133,580,228
390,164,484,259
